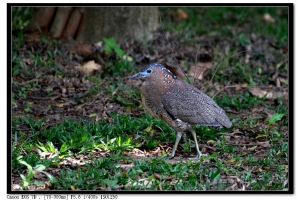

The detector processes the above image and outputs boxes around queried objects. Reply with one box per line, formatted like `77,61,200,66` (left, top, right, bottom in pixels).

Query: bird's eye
146,69,152,73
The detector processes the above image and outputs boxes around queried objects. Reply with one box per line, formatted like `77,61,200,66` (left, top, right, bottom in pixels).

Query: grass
11,103,288,190
10,6,289,191
160,7,288,45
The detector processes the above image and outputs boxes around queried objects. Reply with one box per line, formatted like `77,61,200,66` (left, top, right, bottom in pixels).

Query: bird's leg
182,132,188,144
167,131,182,159
189,129,203,160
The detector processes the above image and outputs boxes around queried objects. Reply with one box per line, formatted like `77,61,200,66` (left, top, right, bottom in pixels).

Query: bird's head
130,63,176,83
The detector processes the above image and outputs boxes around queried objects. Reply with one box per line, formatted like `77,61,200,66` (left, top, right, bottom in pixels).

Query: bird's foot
166,155,175,160
189,153,208,160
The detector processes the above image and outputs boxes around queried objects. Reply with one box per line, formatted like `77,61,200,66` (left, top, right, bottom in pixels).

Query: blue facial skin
130,63,176,80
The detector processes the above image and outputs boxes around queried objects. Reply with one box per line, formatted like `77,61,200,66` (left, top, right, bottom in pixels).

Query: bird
130,63,231,159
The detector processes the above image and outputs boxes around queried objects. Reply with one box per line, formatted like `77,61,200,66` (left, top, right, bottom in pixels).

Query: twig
13,78,40,86
159,9,190,83
24,121,61,142
191,47,201,86
205,50,248,93
228,143,260,146
225,183,237,191
211,85,243,99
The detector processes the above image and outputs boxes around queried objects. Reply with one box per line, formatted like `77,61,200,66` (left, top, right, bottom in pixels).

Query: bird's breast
140,83,164,118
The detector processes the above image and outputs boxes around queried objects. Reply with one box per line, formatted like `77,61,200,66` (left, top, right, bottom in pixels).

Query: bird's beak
130,71,148,80
130,73,140,80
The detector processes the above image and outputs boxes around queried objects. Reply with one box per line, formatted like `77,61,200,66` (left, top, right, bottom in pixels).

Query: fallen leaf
75,60,102,73
263,13,275,23
207,140,216,145
35,114,46,119
144,125,154,133
250,87,273,99
75,103,87,110
257,141,271,148
176,8,189,20
188,62,213,80
283,179,288,187
22,58,34,66
89,113,98,117
256,134,268,139
69,41,93,56
261,108,275,121
269,113,285,125
248,146,257,151
153,173,173,181
252,168,262,173
234,163,241,167
11,184,22,190
226,176,244,190
235,83,248,91
56,103,64,107
67,87,75,91
122,55,133,62
224,158,236,164
70,185,77,190
25,30,42,41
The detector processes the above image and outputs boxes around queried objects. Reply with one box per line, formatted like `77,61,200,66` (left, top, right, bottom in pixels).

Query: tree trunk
76,7,159,44
28,7,159,44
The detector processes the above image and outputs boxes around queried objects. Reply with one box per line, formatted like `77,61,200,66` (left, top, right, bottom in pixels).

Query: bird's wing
161,81,231,128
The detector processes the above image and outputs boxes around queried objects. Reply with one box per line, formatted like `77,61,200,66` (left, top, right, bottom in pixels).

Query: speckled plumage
130,63,231,159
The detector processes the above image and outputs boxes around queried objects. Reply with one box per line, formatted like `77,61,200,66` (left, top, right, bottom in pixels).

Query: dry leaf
70,185,77,190
143,125,155,134
263,13,275,23
69,41,93,56
224,158,236,164
236,83,248,91
262,108,275,121
263,166,271,171
22,58,34,65
207,140,216,145
122,55,133,62
251,87,283,100
25,30,42,41
257,141,271,148
89,113,98,117
153,173,173,181
176,8,189,20
226,176,245,190
35,114,46,119
252,168,262,173
250,87,274,99
188,62,213,80
248,146,257,151
75,60,102,73
56,103,64,107
256,134,268,139
67,87,75,91
75,103,87,110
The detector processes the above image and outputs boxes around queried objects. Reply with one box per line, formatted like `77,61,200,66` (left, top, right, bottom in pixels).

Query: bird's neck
141,79,175,96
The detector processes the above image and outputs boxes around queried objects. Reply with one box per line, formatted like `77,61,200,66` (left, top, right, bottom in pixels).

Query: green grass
12,7,34,31
11,98,288,190
160,7,288,44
